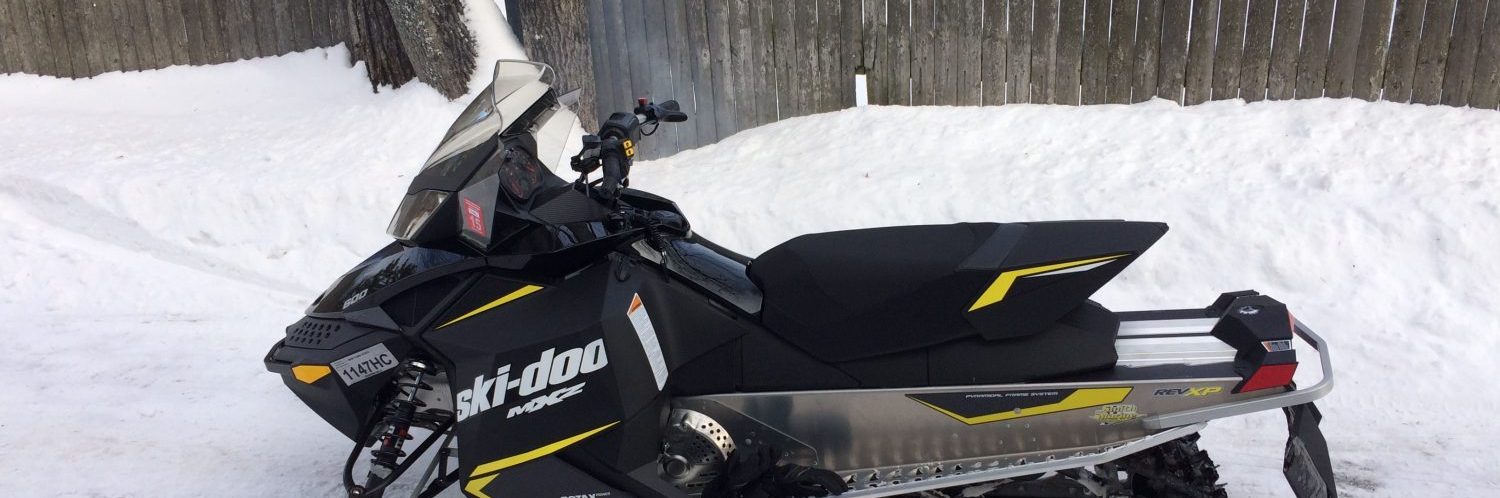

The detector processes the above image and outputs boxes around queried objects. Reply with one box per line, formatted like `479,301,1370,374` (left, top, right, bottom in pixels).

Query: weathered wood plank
622,0,656,156
840,0,862,108
1471,0,1500,108
288,0,315,51
1006,0,1032,103
664,0,700,146
1412,0,1458,104
601,0,636,117
61,1,91,76
1441,0,1489,106
1082,0,1111,104
863,0,889,105
1210,0,1247,100
1105,0,1136,103
252,0,280,56
1239,0,1275,101
1351,0,1395,100
329,0,351,48
727,0,755,131
1268,0,1305,100
1053,0,1082,104
41,0,77,76
28,0,61,75
705,0,736,134
26,0,58,75
642,0,678,154
309,0,333,47
77,0,104,75
887,0,912,105
1294,0,1334,98
273,0,295,54
755,0,777,123
90,0,124,73
910,0,934,104
1131,0,1161,103
216,0,243,62
1324,0,1366,98
980,0,1006,105
792,0,818,113
1030,0,1059,104
1382,0,1425,102
12,0,44,74
1156,0,1189,102
0,1,19,74
182,0,212,65
583,0,611,127
233,0,261,61
816,0,841,111
112,0,142,71
1184,0,1219,104
954,0,984,105
933,0,959,105
771,0,801,115
205,0,232,62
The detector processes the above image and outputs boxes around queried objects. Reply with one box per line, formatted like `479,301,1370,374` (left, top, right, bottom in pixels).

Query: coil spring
368,362,433,470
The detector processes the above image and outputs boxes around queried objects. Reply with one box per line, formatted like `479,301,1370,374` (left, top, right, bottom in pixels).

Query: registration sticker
332,343,399,385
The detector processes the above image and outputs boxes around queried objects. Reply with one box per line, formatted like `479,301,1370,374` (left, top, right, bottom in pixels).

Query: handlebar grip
600,154,625,200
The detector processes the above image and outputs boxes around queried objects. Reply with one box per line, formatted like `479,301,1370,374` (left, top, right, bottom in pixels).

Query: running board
838,423,1208,498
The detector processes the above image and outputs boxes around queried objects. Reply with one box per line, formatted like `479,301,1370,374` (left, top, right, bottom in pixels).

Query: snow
3,40,1499,497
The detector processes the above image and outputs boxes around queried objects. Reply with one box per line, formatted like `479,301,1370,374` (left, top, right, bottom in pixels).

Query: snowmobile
266,61,1337,498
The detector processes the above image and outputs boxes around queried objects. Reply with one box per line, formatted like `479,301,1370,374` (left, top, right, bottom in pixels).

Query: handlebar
570,98,688,203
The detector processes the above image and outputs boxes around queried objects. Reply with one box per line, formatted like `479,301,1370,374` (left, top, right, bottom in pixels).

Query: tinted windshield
421,61,555,171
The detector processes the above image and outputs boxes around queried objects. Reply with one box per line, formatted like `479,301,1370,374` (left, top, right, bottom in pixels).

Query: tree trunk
516,0,598,130
347,0,416,92
384,0,476,99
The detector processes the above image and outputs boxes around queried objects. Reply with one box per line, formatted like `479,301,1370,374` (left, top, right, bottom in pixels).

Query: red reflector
1239,363,1298,393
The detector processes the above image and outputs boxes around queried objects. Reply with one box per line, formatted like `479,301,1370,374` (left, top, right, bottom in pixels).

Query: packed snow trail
2,48,1498,497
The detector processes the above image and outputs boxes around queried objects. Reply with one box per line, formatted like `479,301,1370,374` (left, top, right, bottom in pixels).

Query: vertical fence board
31,0,62,75
792,0,818,113
1268,0,1305,100
1029,0,1057,104
289,0,315,50
980,0,1006,105
683,0,720,143
624,0,656,156
1054,0,1082,104
1211,0,1247,100
1472,1,1500,108
203,0,230,63
1240,0,1276,101
218,0,245,61
770,0,800,117
706,0,736,134
24,0,57,74
251,0,279,56
1325,0,1366,98
863,0,889,104
62,1,91,76
933,0,957,104
1382,0,1425,102
1412,0,1458,104
955,0,984,105
329,0,351,47
755,1,777,124
180,0,209,65
728,0,756,130
1442,0,1488,106
43,1,77,77
113,0,142,71
308,0,332,47
889,0,912,105
15,1,45,74
1081,0,1110,104
1184,0,1219,104
840,0,862,108
274,0,296,54
1006,0,1032,103
0,2,19,73
1106,0,1136,103
822,0,846,110
1131,0,1161,103
1352,0,1395,100
1156,0,1189,102
643,0,678,154
663,0,699,147
90,0,124,72
910,0,934,104
1295,0,1335,98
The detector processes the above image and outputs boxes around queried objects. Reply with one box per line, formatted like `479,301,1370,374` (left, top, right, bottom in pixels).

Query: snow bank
2,46,1498,496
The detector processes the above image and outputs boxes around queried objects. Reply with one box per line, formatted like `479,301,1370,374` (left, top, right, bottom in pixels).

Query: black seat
742,221,1167,386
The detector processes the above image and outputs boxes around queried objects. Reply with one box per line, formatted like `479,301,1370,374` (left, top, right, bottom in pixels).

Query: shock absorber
353,360,434,496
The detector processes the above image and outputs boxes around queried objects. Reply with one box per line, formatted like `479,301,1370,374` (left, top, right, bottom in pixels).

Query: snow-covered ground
2,37,1498,497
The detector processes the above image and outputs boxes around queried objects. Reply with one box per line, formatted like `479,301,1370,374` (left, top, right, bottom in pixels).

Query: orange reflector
291,365,332,384
1238,363,1298,393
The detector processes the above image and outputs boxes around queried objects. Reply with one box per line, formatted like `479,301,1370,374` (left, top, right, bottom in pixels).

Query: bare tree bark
347,0,416,92
384,0,477,99
516,0,598,130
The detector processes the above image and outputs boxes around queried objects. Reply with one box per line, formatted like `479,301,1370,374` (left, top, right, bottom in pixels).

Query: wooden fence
0,0,352,79
553,0,1500,159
